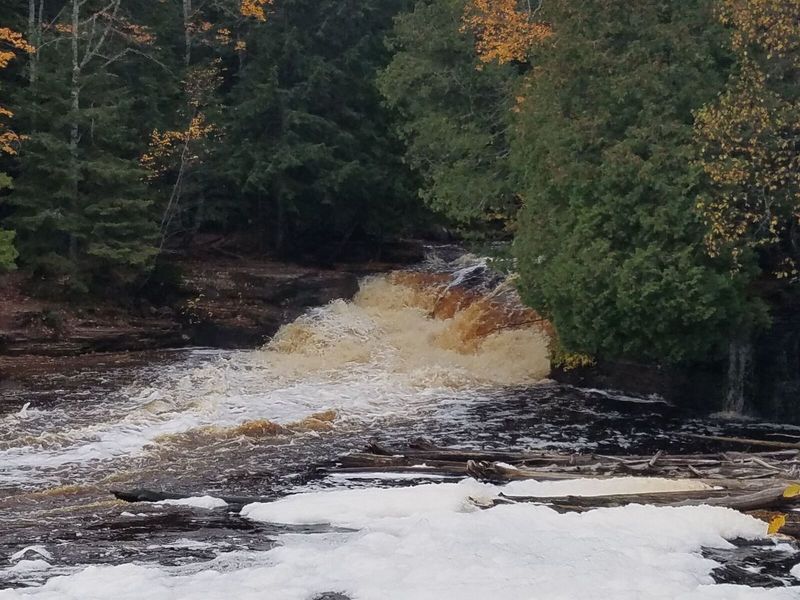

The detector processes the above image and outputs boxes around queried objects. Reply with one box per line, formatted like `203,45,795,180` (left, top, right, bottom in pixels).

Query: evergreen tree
379,0,518,227
0,22,33,271
512,0,766,363
7,1,159,292
221,0,418,255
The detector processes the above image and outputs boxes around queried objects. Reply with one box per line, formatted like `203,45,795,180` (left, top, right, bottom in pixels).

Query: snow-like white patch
791,562,800,579
155,496,227,510
5,561,51,574
146,539,214,551
326,472,450,481
4,478,795,600
10,547,52,563
501,476,712,497
241,479,493,526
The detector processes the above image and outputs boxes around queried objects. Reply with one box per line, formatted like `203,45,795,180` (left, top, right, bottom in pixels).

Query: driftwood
484,485,800,513
679,433,800,451
335,440,800,484
327,440,800,535
111,488,267,506
113,439,800,537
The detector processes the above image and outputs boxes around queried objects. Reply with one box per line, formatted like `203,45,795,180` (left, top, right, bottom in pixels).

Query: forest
0,0,798,369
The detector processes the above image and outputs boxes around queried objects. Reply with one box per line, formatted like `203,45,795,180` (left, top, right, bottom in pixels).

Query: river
1,254,799,598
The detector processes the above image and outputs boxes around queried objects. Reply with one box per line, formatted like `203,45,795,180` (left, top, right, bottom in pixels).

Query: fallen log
481,488,738,510
477,483,800,513
111,488,267,506
364,441,593,465
680,434,800,451
466,460,602,481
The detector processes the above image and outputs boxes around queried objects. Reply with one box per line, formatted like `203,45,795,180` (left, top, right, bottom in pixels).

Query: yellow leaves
240,0,274,21
694,1,800,276
462,0,552,64
0,27,34,69
0,27,34,55
782,483,800,499
53,23,74,36
767,513,786,535
185,59,223,109
717,0,800,69
141,114,216,179
0,27,32,156
121,23,155,46
215,28,232,46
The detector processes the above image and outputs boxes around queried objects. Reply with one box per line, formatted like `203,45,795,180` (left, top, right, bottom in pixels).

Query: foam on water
2,478,795,600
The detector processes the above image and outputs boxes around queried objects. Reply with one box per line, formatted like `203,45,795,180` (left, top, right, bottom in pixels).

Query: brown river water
1,254,799,591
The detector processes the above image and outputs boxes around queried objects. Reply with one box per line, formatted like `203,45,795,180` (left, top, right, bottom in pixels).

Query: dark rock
0,257,363,360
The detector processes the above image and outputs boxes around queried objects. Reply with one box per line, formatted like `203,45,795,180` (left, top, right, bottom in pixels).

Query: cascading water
2,251,799,595
724,339,753,415
0,255,550,491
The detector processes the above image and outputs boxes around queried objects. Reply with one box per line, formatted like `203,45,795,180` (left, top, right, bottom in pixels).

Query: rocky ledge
0,257,365,363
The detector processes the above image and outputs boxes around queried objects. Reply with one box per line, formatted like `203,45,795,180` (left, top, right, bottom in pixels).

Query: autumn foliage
0,28,33,156
461,0,551,63
694,0,800,276
240,0,274,21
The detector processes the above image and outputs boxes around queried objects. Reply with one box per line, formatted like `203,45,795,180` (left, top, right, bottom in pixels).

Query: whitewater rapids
2,254,798,598
0,257,550,491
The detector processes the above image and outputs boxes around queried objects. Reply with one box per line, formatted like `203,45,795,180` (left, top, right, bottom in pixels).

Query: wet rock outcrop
0,258,361,359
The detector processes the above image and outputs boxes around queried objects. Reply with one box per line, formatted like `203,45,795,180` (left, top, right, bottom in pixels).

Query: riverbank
0,245,427,377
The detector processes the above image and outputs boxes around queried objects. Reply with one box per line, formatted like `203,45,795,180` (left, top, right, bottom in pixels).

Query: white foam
6,560,51,574
10,547,52,563
155,496,227,510
1,479,794,600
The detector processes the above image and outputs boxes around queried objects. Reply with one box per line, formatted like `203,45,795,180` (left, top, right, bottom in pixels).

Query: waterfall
724,339,752,414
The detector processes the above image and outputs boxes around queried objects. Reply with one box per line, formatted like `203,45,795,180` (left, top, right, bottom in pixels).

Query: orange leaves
141,115,216,178
0,27,32,156
121,23,156,46
462,0,551,64
240,0,274,21
694,0,800,276
717,0,800,68
0,27,34,70
0,132,23,156
141,61,221,179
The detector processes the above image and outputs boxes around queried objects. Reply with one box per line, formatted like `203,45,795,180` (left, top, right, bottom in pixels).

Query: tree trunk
182,0,192,67
27,0,37,85
68,0,81,262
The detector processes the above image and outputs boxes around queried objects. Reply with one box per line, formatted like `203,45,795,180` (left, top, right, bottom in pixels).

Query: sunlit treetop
240,0,274,21
694,0,800,278
718,0,800,67
0,27,33,156
0,27,34,70
462,0,552,64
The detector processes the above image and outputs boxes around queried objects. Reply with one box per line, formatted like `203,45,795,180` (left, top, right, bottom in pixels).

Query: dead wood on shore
325,439,800,536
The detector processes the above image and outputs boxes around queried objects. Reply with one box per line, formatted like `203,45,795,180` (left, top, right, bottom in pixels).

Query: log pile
327,438,800,536
335,438,800,484
109,437,800,537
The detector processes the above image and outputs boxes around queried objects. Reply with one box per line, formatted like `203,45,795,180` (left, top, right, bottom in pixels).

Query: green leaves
512,0,765,364
379,0,519,228
0,229,18,271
